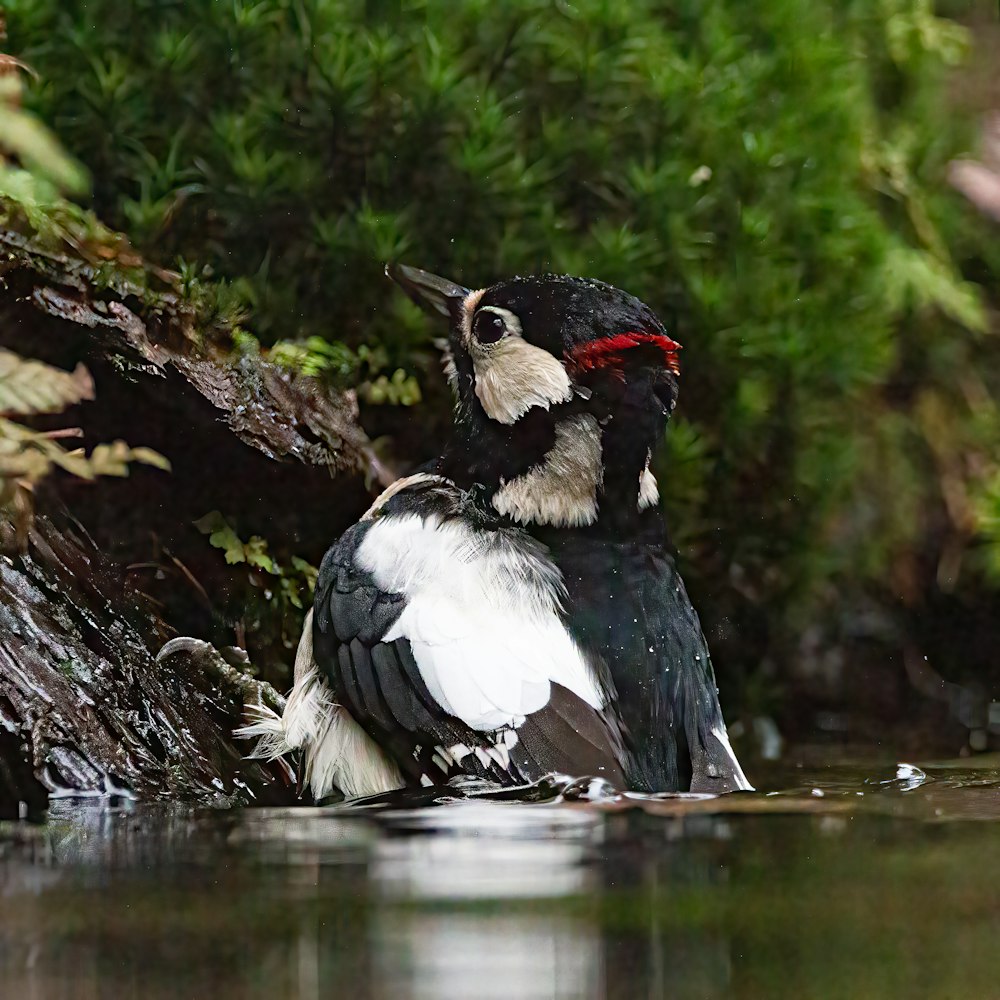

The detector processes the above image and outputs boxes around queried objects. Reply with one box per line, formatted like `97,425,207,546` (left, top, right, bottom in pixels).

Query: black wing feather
370,643,439,735
515,683,627,785
312,508,630,794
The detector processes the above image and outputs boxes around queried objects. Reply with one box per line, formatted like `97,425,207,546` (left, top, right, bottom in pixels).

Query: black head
477,274,676,362
388,264,680,424
387,264,680,532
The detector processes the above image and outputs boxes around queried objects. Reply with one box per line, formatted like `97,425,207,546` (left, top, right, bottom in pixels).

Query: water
3,752,1000,999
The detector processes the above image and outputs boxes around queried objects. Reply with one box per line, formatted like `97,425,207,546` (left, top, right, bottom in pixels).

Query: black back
535,511,744,794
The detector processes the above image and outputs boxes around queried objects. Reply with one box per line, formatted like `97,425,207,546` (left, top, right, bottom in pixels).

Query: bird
241,264,751,799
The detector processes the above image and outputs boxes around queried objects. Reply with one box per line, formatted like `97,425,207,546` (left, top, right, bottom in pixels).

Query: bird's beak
386,263,470,319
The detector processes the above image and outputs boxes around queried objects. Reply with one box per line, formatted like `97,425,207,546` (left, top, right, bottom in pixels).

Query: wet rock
0,510,298,810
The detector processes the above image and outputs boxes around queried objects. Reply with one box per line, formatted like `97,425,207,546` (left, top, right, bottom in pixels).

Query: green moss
7,0,999,706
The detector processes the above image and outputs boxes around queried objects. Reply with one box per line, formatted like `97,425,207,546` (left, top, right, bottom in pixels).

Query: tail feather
237,608,404,800
236,608,334,758
235,702,294,759
302,705,403,800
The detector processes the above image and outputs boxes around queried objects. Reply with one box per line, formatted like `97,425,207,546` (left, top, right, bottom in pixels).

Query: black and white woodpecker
243,266,752,798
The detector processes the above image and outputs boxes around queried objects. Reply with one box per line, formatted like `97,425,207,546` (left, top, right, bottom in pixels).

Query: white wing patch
356,514,605,732
362,472,449,521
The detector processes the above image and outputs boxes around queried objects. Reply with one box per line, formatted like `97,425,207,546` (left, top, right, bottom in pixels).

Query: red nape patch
567,332,682,376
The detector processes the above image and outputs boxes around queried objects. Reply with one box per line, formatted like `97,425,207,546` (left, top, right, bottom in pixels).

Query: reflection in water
374,913,602,1000
370,803,601,900
369,804,601,1000
3,758,1000,998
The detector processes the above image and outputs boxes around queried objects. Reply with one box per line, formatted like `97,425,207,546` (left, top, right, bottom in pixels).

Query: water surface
2,752,999,999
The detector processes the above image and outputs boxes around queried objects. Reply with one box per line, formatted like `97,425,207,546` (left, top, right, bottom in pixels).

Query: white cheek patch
473,338,573,425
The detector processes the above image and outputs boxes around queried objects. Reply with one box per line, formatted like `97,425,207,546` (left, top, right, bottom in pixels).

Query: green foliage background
7,0,1000,714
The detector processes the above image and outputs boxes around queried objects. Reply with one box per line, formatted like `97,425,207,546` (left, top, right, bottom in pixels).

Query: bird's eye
473,310,507,345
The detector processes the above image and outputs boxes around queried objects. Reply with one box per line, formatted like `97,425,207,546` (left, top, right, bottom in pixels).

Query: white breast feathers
355,513,605,732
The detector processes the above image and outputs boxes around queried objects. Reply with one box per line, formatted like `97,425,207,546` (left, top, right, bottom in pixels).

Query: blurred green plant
270,337,421,404
6,0,999,701
0,53,87,207
194,510,318,612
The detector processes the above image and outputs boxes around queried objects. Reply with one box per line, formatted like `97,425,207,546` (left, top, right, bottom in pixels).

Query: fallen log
0,228,388,479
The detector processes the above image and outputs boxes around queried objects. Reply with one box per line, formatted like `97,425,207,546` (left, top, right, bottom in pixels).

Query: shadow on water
3,752,1000,999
